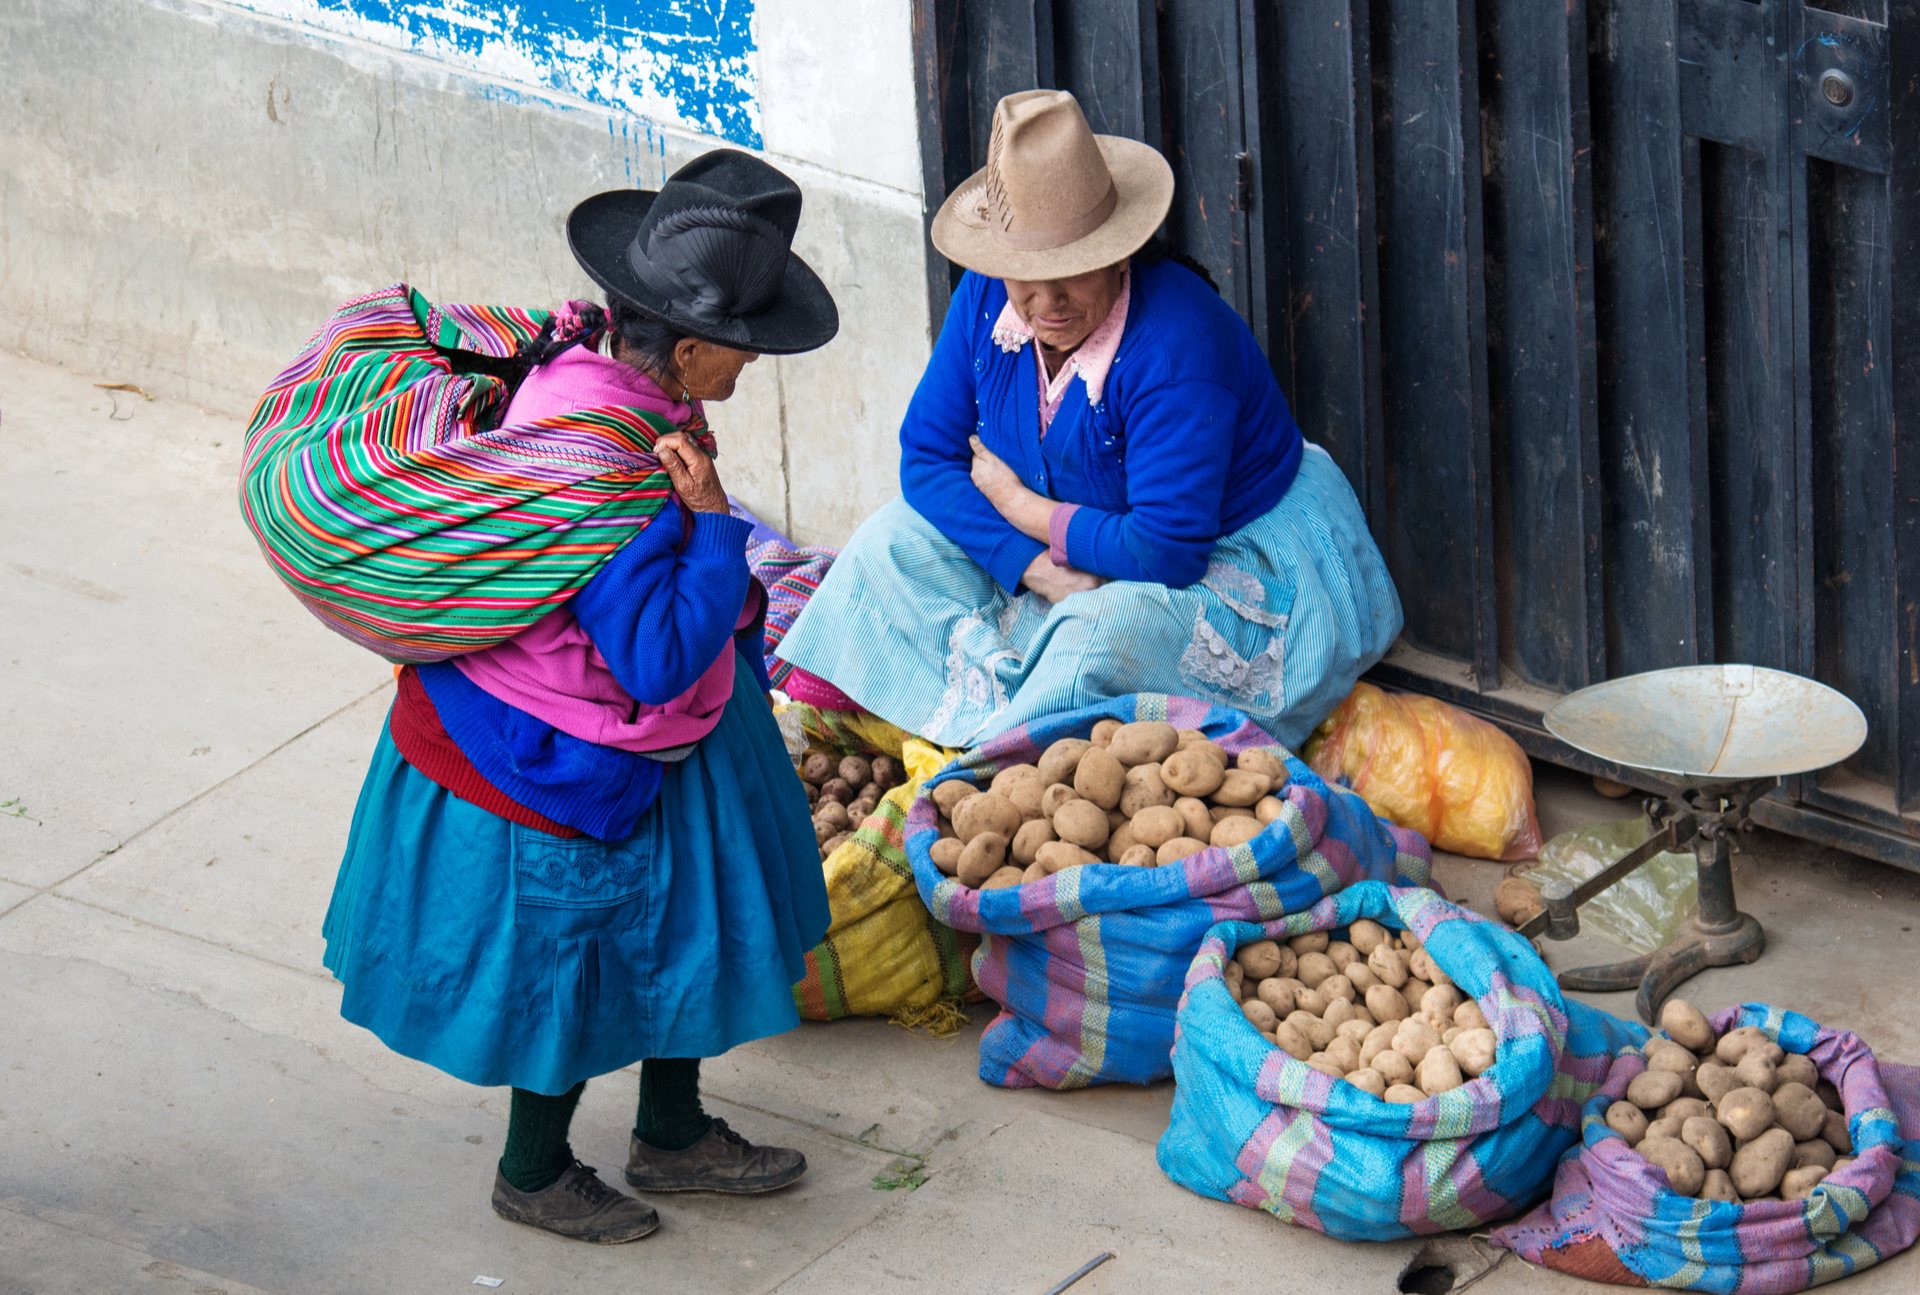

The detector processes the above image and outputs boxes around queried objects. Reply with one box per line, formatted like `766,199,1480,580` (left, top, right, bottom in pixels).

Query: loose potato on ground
1682,1116,1732,1170
1494,876,1543,926
1073,747,1126,809
1730,1128,1795,1198
1038,738,1094,787
1639,1136,1706,1197
1237,748,1288,782
1213,768,1275,807
1108,721,1179,767
1053,798,1112,850
957,833,1008,887
930,838,964,875
952,791,1022,844
1161,749,1227,798
1211,816,1265,849
1156,837,1207,865
1011,818,1057,865
1661,999,1717,1053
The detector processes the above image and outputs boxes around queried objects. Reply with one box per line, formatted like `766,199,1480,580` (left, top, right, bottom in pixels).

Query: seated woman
777,90,1400,749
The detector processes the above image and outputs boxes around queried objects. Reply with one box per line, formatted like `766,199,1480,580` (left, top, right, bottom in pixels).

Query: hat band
991,180,1119,252
628,206,789,346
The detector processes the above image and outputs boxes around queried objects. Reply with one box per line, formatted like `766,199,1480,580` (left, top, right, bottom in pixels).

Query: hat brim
567,190,840,356
930,136,1175,281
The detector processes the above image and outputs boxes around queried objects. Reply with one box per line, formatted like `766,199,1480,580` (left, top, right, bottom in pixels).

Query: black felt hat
567,150,839,356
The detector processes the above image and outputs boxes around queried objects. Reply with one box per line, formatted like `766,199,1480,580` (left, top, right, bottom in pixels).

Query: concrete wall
0,0,930,545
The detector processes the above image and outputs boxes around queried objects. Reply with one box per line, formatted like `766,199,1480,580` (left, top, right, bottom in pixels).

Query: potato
1818,1079,1844,1112
1660,998,1717,1054
1105,821,1139,863
1421,984,1464,1022
1273,1020,1314,1061
1072,747,1125,809
1492,876,1543,927
1360,1022,1399,1065
1119,763,1176,817
1288,1011,1336,1050
1734,1050,1779,1094
801,752,835,784
1374,1049,1415,1087
1732,1131,1794,1198
869,755,904,790
1823,1108,1852,1154
816,801,851,831
1696,1061,1740,1104
1394,1019,1442,1065
1170,796,1213,842
1648,1040,1697,1077
1051,798,1111,850
1647,1116,1685,1142
847,798,878,821
821,832,853,857
1345,961,1380,991
1345,1068,1388,1098
1701,1169,1739,1202
819,777,853,805
1607,1100,1650,1145
1159,747,1227,799
1037,738,1093,787
1716,1025,1769,1066
1452,1028,1497,1078
1213,768,1276,807
1270,947,1300,980
951,792,1022,844
1336,1018,1374,1045
929,837,964,875
1454,1001,1488,1031
1156,837,1208,865
1384,1084,1427,1105
1010,813,1060,866
1368,945,1411,988
1772,1082,1827,1142
1661,1097,1713,1125
1639,1136,1706,1197
1211,816,1265,849
1774,1052,1817,1090
1089,718,1123,748
1367,983,1412,1023
1833,1155,1857,1173
1682,1116,1732,1170
1293,986,1329,1017
1254,795,1287,826
1407,948,1441,984
937,814,956,840
1100,721,1175,767
1116,806,1176,852
981,865,1025,890
1324,998,1358,1029
1627,1070,1684,1110
1401,978,1433,1018
1417,1046,1464,1096
1296,952,1338,989
1325,1036,1363,1072
1794,1139,1837,1171
1236,940,1284,979
957,833,1009,886
1242,998,1279,1032
1320,974,1356,1003
1289,932,1330,954
1716,1087,1776,1141
1041,783,1081,817
931,779,974,816
1306,1055,1347,1080
1237,748,1288,782
1257,978,1296,1016
1174,726,1212,750
1022,860,1049,884
1208,805,1257,828
1114,844,1152,867
1036,840,1098,873
1003,779,1047,822
1782,1165,1829,1201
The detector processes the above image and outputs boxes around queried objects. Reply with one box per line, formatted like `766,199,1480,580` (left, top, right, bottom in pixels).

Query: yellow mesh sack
1303,682,1544,861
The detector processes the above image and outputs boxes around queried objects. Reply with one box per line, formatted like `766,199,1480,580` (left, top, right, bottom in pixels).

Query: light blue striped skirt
776,445,1401,750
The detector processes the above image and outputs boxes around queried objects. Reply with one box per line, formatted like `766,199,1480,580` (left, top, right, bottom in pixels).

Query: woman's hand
969,436,1053,542
656,432,730,513
1021,552,1103,604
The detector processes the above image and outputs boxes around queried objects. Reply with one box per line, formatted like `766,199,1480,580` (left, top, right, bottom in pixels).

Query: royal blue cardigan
419,503,768,841
898,259,1305,594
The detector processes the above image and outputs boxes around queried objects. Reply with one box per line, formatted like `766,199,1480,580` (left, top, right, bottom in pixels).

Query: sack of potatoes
1489,1003,1920,1290
795,749,906,862
1160,880,1644,1241
901,700,1434,1091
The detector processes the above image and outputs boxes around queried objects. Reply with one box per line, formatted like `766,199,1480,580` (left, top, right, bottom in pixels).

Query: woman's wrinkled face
672,337,759,402
1002,262,1127,355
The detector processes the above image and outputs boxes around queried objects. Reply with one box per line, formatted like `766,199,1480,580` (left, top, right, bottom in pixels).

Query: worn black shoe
491,1160,660,1243
624,1118,807,1194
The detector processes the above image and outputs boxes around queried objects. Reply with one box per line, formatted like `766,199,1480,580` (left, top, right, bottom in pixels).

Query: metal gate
909,0,1920,870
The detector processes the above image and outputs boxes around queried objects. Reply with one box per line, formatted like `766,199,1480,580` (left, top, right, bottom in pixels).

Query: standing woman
321,152,836,1243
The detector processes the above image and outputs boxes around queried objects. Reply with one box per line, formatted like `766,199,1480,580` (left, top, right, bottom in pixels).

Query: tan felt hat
932,89,1175,282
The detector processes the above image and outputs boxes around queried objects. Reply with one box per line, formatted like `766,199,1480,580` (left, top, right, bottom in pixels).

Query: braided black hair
514,296,692,383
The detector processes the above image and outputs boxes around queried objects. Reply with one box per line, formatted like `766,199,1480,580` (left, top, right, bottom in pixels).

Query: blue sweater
419,503,768,841
898,260,1305,594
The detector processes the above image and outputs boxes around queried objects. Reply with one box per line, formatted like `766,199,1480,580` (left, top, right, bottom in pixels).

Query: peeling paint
230,0,760,147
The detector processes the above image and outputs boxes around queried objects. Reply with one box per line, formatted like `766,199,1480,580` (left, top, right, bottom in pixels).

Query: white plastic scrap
472,1279,504,1289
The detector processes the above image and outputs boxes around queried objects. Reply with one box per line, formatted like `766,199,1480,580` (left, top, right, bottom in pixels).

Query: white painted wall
0,0,930,547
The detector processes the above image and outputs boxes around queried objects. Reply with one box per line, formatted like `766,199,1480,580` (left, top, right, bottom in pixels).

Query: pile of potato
1605,999,1855,1203
924,720,1290,890
1224,921,1498,1101
797,751,904,861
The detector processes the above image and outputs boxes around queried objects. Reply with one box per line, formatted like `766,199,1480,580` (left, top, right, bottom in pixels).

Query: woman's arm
898,278,1048,594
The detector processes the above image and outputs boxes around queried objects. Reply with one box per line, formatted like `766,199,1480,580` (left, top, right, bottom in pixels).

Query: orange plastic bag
1303,683,1543,861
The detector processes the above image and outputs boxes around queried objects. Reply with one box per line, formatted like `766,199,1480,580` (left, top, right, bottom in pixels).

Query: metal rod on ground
1043,1253,1115,1294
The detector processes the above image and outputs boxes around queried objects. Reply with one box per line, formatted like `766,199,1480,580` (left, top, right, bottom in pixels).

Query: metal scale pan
1516,664,1866,1023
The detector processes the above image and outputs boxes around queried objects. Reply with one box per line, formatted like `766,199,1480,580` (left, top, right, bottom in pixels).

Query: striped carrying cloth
905,693,1433,1090
240,285,703,661
1490,1004,1920,1291
1156,883,1646,1241
746,539,838,692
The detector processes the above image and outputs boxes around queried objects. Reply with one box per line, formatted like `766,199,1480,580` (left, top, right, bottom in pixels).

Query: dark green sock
499,1080,586,1193
635,1058,712,1151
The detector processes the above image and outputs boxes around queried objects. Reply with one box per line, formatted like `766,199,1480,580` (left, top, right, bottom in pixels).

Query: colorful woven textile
1490,1004,1920,1291
905,693,1433,1090
1155,883,1646,1241
240,285,704,661
746,539,838,691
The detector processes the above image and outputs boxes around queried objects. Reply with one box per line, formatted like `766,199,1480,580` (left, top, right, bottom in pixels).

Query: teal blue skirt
322,662,830,1095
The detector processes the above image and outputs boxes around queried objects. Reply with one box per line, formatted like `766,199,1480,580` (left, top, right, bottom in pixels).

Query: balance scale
1517,664,1867,1025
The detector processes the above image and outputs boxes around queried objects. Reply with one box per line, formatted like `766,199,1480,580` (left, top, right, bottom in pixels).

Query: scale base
1555,911,1766,1025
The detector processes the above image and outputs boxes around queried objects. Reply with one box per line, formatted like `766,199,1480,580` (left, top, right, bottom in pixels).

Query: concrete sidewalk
3,349,1916,1294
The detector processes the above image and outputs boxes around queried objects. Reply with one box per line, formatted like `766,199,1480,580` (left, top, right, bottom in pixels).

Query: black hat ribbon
627,206,788,346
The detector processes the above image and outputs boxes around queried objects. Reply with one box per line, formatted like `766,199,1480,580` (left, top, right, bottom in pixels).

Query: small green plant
871,1160,929,1192
0,799,39,824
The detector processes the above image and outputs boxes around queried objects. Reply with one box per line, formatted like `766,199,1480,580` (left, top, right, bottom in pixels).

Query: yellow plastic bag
1303,682,1543,861
789,734,978,1032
